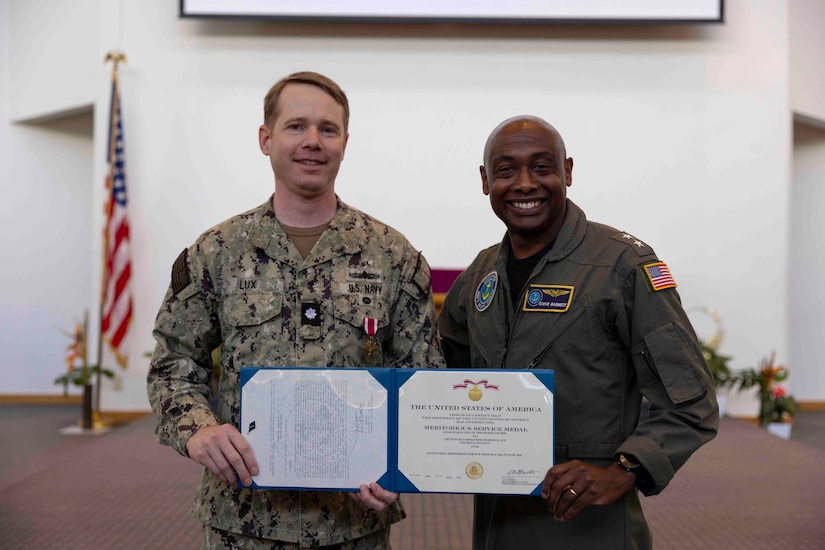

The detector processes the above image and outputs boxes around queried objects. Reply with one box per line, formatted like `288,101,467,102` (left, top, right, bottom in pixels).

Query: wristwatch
617,453,641,472
616,453,652,491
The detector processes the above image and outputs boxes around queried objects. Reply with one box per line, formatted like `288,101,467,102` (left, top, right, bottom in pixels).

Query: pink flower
772,386,787,399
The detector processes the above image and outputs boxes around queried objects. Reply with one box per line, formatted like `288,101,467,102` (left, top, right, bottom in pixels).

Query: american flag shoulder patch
643,261,677,291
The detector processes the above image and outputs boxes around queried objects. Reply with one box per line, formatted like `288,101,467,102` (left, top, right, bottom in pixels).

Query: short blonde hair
263,71,350,132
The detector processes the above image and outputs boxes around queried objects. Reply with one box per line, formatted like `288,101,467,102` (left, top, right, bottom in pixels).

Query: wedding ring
555,485,579,514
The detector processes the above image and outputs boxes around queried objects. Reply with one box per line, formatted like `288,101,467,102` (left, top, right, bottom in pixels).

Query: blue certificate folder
239,367,554,495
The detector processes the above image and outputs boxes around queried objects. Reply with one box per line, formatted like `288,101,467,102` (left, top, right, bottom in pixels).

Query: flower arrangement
768,386,797,424
728,351,798,425
53,312,115,395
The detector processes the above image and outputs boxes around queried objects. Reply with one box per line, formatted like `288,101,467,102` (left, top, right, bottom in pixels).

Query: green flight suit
438,200,718,550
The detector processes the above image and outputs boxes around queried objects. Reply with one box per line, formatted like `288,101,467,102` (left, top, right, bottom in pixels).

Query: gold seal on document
361,337,380,366
468,385,482,401
466,462,484,480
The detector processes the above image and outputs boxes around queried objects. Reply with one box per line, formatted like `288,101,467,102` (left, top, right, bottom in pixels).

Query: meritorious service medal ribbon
361,317,380,366
452,379,499,402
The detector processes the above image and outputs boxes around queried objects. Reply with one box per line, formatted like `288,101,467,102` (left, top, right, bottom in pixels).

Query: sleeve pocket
175,283,200,302
643,323,704,404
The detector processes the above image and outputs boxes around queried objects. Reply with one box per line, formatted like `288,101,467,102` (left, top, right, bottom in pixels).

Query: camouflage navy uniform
148,197,445,547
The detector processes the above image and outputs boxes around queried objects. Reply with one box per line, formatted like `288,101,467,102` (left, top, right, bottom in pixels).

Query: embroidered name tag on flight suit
522,285,575,312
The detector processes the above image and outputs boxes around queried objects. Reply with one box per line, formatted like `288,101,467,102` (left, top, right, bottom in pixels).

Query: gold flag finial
104,50,127,77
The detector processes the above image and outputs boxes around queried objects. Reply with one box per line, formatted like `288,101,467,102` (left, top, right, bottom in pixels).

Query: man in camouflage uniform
147,71,445,549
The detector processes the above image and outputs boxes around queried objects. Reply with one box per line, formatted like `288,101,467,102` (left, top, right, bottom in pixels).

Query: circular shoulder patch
475,271,498,312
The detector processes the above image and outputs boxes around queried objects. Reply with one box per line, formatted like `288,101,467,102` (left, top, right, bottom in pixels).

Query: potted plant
54,313,116,428
728,351,797,437
53,362,116,397
54,317,116,396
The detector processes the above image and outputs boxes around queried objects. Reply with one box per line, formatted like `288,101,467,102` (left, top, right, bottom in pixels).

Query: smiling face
258,83,349,204
481,117,573,258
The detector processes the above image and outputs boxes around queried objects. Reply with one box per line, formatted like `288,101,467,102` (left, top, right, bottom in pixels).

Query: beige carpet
1,409,824,549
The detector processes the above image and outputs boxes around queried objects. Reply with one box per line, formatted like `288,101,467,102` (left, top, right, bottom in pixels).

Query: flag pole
96,50,127,424
81,309,93,429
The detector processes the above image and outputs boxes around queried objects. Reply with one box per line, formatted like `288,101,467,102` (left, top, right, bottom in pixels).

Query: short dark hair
263,71,350,132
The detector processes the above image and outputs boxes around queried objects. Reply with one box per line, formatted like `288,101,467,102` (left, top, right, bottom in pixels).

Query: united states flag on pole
101,78,132,368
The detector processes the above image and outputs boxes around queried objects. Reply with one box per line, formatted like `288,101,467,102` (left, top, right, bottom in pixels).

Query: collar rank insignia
612,232,651,257
620,233,647,248
522,285,574,312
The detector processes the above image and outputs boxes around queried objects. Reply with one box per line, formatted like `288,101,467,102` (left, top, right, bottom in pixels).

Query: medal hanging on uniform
361,317,380,366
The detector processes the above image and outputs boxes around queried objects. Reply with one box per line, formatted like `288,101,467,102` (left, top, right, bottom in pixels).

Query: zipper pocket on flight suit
640,348,656,375
521,295,591,369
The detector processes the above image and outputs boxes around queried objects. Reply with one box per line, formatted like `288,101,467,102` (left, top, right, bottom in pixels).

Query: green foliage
696,307,732,389
700,340,732,388
728,351,797,425
54,365,116,396
54,313,115,396
762,387,798,425
694,309,797,427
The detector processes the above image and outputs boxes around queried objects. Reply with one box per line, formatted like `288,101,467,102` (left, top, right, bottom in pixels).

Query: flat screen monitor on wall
179,0,724,24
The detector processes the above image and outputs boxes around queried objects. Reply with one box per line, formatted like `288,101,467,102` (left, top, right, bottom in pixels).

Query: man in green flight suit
438,115,718,549
147,71,445,549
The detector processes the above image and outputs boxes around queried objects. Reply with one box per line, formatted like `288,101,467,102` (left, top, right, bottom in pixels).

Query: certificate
396,370,554,495
240,367,391,491
239,367,554,495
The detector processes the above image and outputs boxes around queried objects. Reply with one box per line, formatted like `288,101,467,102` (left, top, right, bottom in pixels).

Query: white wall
3,0,820,409
790,0,825,122
788,0,825,402
0,113,95,394
7,0,99,121
790,123,825,401
0,0,96,395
